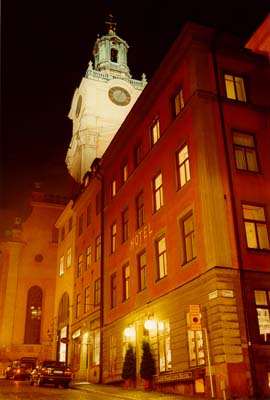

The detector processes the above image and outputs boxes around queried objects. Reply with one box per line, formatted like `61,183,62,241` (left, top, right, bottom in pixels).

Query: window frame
232,130,259,173
254,289,270,342
137,249,147,291
242,203,270,250
136,191,145,229
121,208,129,243
173,87,184,117
122,263,130,302
153,171,164,212
110,272,117,309
156,234,168,280
150,116,160,147
180,211,197,265
224,72,247,102
110,222,117,254
176,144,191,189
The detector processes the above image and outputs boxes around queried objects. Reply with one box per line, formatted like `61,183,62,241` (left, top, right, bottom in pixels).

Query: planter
143,378,153,391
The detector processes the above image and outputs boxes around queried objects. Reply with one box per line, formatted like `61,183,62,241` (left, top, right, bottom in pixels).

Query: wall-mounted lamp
144,319,156,331
123,326,136,340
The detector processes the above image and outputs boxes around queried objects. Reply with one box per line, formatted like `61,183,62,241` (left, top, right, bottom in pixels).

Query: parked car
5,358,37,380
30,360,72,388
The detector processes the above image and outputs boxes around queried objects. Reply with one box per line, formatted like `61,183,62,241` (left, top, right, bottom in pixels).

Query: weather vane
106,14,117,34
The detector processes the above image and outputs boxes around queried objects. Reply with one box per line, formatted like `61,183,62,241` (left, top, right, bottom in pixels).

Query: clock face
75,95,82,117
108,86,131,106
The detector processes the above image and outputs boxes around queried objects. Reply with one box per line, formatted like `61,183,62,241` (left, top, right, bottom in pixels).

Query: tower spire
105,14,117,34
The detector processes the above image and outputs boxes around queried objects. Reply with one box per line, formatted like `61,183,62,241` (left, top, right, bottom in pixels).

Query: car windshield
42,361,66,368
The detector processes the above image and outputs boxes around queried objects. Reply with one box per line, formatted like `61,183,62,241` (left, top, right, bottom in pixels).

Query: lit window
122,163,128,183
92,329,100,365
224,73,247,102
77,254,83,277
109,335,117,373
181,213,196,264
153,172,164,212
122,208,129,242
233,131,259,172
86,245,91,270
123,263,130,301
111,222,117,253
158,320,172,372
111,179,116,198
94,278,100,306
59,255,64,276
84,286,90,313
254,290,270,342
136,191,144,229
67,247,72,268
188,330,205,367
176,145,190,189
173,88,184,116
76,293,81,318
242,204,270,250
156,235,167,279
138,250,147,291
110,273,117,309
150,117,160,146
95,235,101,261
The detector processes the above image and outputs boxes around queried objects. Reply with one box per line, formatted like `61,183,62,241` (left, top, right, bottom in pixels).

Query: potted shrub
139,341,156,390
121,343,136,387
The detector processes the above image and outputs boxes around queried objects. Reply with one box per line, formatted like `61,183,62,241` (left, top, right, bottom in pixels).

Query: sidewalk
70,381,210,399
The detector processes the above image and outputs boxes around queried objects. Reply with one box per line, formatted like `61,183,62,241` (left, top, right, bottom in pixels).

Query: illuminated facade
0,191,66,365
66,15,147,183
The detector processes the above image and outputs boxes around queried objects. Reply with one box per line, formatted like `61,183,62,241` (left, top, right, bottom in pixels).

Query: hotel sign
130,223,153,251
155,370,193,383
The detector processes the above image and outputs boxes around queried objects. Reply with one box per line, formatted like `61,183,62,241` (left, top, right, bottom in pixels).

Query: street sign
189,304,201,330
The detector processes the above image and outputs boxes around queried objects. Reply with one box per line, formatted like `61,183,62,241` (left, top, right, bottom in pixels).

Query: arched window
24,286,42,344
111,48,118,62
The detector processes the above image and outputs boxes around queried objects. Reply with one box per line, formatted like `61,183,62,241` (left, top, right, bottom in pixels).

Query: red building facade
97,22,270,398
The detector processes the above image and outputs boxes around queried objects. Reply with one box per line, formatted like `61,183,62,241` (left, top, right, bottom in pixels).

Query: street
0,379,129,400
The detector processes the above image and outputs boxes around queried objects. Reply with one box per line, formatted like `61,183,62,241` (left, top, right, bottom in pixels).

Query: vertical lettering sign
189,304,201,331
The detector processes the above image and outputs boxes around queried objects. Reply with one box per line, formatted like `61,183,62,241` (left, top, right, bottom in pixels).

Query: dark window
24,286,42,344
181,212,196,264
134,141,143,167
111,222,117,253
111,48,118,62
94,278,101,306
111,273,117,308
95,235,101,261
122,263,130,301
138,250,147,291
122,208,129,242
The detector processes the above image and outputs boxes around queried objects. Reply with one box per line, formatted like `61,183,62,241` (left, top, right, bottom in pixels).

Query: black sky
1,0,269,213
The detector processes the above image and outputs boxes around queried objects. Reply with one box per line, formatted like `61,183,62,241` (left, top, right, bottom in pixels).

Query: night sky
1,0,269,214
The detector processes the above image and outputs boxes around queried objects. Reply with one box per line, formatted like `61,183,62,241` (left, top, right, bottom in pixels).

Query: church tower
66,15,147,183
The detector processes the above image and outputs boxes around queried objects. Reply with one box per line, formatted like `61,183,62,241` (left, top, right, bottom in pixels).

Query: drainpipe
92,159,104,384
211,40,257,395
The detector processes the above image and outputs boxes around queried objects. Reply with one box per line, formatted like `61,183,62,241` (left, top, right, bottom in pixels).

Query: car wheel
37,377,43,387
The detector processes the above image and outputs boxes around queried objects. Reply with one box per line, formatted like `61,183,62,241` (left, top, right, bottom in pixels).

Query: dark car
30,360,72,388
5,358,36,380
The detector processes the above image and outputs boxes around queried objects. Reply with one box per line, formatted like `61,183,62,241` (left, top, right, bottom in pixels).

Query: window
77,254,83,277
94,278,101,306
150,117,160,146
242,204,270,250
59,255,64,276
92,329,100,365
68,217,72,232
136,191,144,229
61,227,65,241
153,172,163,212
134,141,143,167
96,191,101,215
158,320,172,372
111,48,118,62
111,179,116,198
173,88,184,116
86,245,91,270
233,131,259,172
24,286,42,344
84,286,90,313
176,145,190,189
76,293,81,318
95,235,101,261
138,250,147,291
78,214,83,236
110,273,117,309
109,335,117,373
122,163,128,183
67,247,72,268
181,212,196,264
87,203,91,226
122,208,129,242
156,235,167,279
123,263,130,301
224,73,247,102
111,223,117,253
188,330,205,367
254,290,270,341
